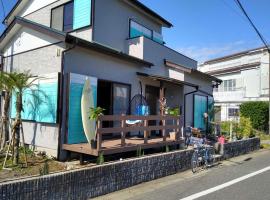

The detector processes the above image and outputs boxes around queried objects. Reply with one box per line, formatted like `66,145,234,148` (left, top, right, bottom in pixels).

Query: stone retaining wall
0,138,261,200
0,149,193,200
215,137,260,159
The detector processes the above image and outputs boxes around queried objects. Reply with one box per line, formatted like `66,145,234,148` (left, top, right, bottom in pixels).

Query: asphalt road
93,149,270,200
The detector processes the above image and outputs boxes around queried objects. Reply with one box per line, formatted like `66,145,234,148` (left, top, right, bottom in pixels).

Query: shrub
240,101,269,132
96,152,104,165
39,159,49,176
220,121,239,138
238,115,254,139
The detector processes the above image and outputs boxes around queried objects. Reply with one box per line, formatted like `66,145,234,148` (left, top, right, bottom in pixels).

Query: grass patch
0,147,65,182
261,144,270,149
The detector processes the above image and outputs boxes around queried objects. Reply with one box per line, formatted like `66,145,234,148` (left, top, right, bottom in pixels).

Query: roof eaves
192,69,222,83
0,17,67,45
66,35,154,67
128,0,173,28
2,0,23,24
203,46,269,64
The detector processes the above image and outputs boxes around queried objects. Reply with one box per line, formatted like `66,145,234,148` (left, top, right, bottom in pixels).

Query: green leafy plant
165,145,170,152
89,107,105,139
167,107,180,116
89,107,106,121
7,71,38,165
136,146,144,157
39,159,49,176
96,152,104,165
239,115,254,139
240,101,269,132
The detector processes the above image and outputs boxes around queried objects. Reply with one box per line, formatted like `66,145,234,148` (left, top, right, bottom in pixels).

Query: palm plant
8,71,37,165
0,72,15,150
89,107,105,146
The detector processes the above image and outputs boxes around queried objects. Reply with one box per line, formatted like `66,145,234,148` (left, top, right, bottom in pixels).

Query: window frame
50,0,93,33
228,108,239,117
129,19,164,45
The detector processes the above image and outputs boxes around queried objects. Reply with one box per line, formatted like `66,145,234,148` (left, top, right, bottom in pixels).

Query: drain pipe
57,43,76,160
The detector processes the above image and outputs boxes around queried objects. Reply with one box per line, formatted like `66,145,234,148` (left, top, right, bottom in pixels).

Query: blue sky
0,0,269,62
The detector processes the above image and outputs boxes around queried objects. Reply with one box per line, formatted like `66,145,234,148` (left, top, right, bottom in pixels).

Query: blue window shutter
73,0,91,30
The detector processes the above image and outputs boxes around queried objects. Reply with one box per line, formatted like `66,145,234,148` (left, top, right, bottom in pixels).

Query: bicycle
191,144,214,173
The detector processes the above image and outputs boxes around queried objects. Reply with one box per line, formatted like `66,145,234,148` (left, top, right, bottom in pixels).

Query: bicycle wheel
205,147,214,167
191,151,199,173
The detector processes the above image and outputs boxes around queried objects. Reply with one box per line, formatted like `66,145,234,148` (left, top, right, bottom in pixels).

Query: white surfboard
81,78,96,143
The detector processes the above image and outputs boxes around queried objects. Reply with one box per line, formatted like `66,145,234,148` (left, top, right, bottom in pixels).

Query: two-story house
199,46,269,121
0,0,220,160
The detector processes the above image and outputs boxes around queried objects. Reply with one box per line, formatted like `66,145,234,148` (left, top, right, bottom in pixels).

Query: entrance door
194,95,207,130
145,85,160,135
145,85,160,115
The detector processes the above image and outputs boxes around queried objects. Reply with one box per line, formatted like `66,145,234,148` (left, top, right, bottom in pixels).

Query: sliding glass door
113,83,130,115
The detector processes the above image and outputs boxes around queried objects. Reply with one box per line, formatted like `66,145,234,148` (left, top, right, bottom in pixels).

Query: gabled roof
126,0,173,28
202,46,269,64
164,59,222,83
3,0,173,28
0,17,153,67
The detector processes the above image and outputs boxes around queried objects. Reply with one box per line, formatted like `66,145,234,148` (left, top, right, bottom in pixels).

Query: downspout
57,43,76,160
183,86,198,129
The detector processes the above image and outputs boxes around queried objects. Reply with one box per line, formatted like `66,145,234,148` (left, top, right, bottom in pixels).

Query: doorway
145,85,160,135
97,80,131,136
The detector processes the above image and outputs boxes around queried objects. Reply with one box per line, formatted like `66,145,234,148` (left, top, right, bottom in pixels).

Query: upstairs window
223,79,236,91
51,0,92,32
51,2,74,32
129,20,164,44
130,20,152,39
63,2,74,32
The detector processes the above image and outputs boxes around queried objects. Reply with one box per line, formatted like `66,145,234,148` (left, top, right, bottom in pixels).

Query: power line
234,0,269,52
219,0,248,23
0,0,6,19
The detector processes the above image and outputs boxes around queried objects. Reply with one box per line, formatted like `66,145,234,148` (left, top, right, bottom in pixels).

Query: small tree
0,72,15,150
89,107,105,139
8,71,37,165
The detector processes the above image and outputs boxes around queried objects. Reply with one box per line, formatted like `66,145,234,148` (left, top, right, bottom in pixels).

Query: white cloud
177,40,260,63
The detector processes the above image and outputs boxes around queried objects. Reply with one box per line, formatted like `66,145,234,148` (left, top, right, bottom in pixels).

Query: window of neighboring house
129,20,164,44
223,79,236,92
51,1,74,32
228,108,239,117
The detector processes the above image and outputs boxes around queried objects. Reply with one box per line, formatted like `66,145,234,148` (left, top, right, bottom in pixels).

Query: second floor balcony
213,87,246,102
127,36,197,69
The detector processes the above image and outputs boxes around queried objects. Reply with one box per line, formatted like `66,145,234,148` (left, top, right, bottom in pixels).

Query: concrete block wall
215,137,260,159
0,149,193,200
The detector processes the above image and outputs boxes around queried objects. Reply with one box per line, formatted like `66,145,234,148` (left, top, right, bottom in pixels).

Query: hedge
240,101,269,132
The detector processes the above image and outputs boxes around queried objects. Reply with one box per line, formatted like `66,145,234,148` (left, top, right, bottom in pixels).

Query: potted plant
168,107,180,140
89,107,105,149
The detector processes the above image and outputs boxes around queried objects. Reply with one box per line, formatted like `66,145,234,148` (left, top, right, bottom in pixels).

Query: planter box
169,132,177,140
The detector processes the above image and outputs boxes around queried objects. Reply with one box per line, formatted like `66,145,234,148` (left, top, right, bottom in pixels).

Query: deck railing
96,115,181,151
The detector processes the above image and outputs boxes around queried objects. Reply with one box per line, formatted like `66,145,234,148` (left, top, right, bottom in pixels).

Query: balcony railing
96,115,181,151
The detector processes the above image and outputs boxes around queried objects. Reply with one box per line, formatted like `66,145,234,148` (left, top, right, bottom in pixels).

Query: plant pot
91,140,97,149
169,132,177,140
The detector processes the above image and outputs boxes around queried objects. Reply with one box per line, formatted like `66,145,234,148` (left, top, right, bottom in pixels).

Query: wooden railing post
162,117,166,141
176,118,180,141
144,119,148,144
97,120,102,151
121,114,126,146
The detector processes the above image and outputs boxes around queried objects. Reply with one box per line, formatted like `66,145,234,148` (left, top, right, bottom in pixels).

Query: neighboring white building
198,46,269,121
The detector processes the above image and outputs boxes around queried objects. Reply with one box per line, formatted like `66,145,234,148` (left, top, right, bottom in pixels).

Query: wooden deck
63,136,184,156
63,115,183,156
